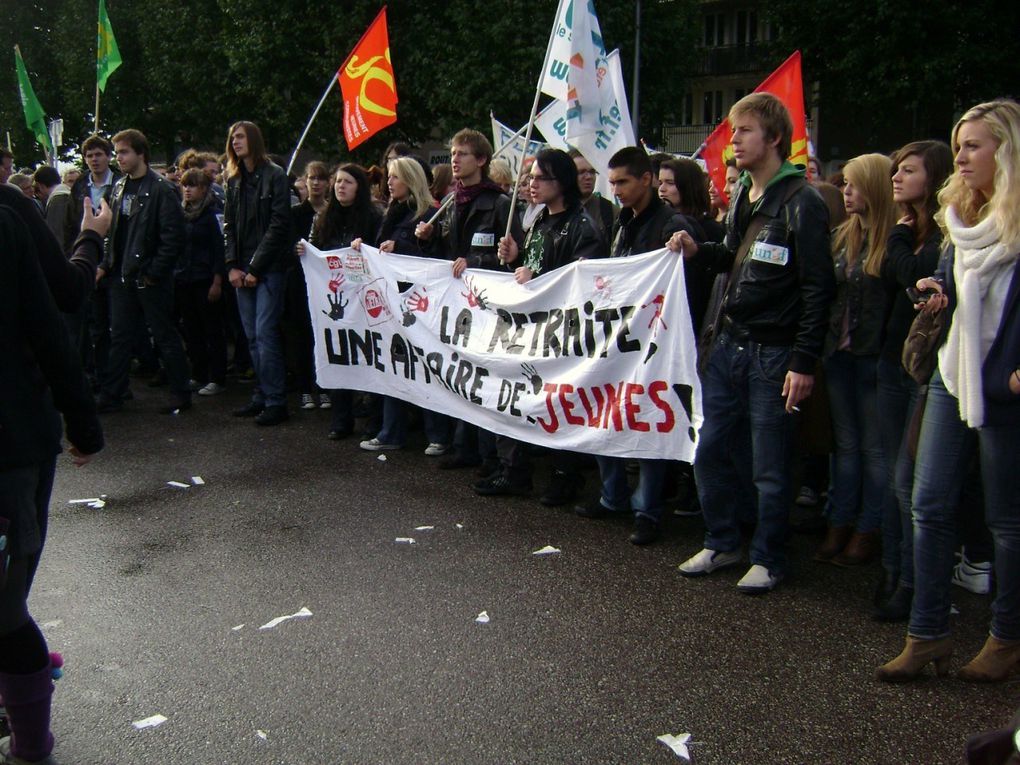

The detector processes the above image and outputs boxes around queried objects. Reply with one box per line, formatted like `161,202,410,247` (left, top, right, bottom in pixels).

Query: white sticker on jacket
750,242,789,266
471,232,495,248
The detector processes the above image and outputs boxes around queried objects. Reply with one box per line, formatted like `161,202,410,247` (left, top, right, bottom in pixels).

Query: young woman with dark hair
872,140,954,620
658,157,724,243
301,164,382,439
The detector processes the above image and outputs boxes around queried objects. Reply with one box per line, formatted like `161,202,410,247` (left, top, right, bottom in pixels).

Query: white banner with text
301,242,702,462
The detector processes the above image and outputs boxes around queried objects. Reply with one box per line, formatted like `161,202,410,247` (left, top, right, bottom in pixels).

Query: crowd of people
1,91,1019,762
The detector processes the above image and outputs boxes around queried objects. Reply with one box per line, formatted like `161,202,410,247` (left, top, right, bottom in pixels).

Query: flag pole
500,0,565,258
94,82,100,133
287,72,339,176
426,105,556,226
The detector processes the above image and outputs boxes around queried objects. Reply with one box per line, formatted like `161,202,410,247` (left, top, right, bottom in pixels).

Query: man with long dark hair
223,121,294,426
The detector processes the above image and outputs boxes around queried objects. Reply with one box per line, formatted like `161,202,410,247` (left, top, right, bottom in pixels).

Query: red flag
702,51,808,205
338,7,398,150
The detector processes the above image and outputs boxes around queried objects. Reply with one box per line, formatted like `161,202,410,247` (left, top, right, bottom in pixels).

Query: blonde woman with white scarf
878,99,1020,683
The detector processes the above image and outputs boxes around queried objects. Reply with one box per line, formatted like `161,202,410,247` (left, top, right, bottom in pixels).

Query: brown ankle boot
958,636,1020,682
813,525,853,562
876,636,953,682
832,530,879,567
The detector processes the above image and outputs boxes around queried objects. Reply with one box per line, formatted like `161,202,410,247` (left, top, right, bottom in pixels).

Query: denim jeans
876,357,920,583
694,332,797,574
823,351,887,533
236,272,287,407
104,277,191,399
979,425,1020,641
594,456,669,522
908,372,976,639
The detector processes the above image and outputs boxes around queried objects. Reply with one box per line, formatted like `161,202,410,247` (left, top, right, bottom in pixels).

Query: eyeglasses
529,174,555,183
577,169,598,177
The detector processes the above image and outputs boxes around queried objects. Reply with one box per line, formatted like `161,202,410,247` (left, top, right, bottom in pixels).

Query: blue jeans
908,372,976,639
823,352,887,533
376,397,452,447
236,272,287,407
876,357,921,583
594,456,669,522
694,333,796,574
979,425,1020,641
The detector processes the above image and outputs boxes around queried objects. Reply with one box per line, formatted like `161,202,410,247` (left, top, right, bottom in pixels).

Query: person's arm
883,223,942,288
8,208,104,457
223,178,238,270
788,194,834,375
571,215,608,262
248,168,293,278
147,182,185,282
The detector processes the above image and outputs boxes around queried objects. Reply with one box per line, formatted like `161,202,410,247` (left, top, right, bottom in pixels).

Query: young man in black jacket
673,93,835,592
223,121,295,426
574,147,696,545
483,148,607,499
415,129,524,472
96,129,192,415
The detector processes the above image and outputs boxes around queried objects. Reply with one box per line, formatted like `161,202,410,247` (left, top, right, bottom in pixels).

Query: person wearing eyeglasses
570,148,617,245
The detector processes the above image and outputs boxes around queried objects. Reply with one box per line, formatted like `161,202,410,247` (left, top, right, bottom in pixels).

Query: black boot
872,585,914,623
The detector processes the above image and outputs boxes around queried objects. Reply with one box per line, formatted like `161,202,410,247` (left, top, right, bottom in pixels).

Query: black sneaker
630,516,661,545
476,457,500,479
233,401,265,417
160,395,192,415
473,474,531,497
574,497,619,519
255,405,289,426
540,470,582,507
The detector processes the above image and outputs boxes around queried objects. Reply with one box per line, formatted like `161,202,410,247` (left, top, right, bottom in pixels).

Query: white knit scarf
938,206,1019,427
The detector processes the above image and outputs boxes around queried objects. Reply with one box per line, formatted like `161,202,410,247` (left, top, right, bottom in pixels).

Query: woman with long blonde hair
814,154,898,568
878,99,1020,682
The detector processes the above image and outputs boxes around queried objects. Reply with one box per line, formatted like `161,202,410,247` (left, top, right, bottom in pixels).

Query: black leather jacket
223,160,294,277
521,202,607,275
101,168,185,283
696,172,835,374
429,186,524,270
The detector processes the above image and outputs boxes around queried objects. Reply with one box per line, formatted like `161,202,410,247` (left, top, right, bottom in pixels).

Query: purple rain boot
0,664,55,763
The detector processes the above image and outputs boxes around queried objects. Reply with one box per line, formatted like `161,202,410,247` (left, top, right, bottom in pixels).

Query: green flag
97,0,122,92
14,46,53,155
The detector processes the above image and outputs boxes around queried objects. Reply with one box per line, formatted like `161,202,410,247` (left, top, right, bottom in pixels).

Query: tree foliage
2,0,698,167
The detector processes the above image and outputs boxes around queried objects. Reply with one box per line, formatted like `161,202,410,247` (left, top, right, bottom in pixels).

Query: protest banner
490,113,547,179
300,243,702,462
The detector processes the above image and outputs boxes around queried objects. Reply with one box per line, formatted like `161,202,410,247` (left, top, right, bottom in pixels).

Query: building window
749,11,759,43
704,14,715,47
714,90,723,122
683,93,693,126
736,10,747,45
734,88,746,103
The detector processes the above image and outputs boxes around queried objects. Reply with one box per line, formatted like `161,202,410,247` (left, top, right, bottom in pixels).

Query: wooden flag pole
287,72,339,176
500,0,565,261
94,82,100,133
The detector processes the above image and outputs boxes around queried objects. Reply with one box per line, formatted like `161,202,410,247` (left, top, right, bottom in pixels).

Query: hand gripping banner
301,244,703,462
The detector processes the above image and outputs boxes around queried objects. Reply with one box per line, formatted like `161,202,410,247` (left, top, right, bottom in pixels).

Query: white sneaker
360,437,400,452
318,394,332,409
678,548,742,577
952,557,992,595
736,564,782,594
197,382,225,396
795,486,819,507
424,442,449,457
301,393,317,410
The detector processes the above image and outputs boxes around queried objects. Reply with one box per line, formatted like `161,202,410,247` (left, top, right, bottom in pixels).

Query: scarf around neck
454,179,503,208
938,205,1020,427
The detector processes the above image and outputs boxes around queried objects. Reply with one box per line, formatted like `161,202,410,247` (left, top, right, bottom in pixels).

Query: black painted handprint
323,292,349,321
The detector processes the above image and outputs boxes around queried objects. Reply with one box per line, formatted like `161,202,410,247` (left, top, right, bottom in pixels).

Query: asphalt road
31,382,1015,765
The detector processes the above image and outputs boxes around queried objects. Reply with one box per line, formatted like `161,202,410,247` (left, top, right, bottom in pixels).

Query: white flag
540,0,614,141
536,50,635,200
490,113,547,180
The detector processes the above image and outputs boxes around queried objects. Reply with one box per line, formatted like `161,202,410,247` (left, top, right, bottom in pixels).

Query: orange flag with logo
702,51,808,205
339,7,398,150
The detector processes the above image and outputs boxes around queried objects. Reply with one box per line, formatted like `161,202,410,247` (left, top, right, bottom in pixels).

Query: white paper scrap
231,624,245,632
475,611,490,624
657,733,692,761
191,476,205,485
255,729,269,741
394,537,416,544
167,481,190,489
414,526,435,531
41,620,62,629
456,523,464,530
377,454,387,462
69,498,101,504
258,607,313,631
88,500,106,509
132,714,167,731
532,545,561,556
